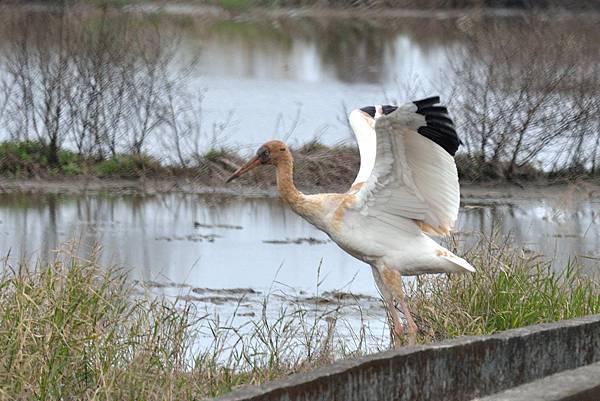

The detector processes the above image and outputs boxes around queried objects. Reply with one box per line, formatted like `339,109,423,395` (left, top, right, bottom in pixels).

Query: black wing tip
413,96,461,156
413,96,440,109
359,97,462,156
382,105,398,115
359,106,376,117
359,105,398,118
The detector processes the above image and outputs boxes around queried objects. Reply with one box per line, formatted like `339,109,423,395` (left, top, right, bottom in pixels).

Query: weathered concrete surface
472,361,600,401
208,315,600,401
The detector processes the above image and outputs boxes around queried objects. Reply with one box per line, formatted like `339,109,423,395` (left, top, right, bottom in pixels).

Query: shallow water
1,190,597,350
1,192,598,297
171,11,598,152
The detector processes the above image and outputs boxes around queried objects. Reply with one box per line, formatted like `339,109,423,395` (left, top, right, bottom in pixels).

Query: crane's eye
257,146,270,163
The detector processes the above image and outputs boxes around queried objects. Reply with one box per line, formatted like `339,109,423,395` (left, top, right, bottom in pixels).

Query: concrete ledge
473,361,600,401
208,315,600,401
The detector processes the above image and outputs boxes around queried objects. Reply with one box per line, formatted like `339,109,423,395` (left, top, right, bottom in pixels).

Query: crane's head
226,140,289,183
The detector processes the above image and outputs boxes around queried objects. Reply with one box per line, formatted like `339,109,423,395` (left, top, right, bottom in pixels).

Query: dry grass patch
0,235,597,399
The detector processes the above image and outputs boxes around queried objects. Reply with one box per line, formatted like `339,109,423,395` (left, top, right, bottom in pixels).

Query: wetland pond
0,190,598,327
0,6,599,349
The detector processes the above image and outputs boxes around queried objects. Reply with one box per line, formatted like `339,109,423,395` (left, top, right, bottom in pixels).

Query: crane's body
286,192,470,275
227,96,474,346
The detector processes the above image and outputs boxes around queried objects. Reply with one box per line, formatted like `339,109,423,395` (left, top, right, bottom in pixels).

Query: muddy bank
136,279,384,311
1,177,599,205
123,2,600,20
2,137,598,198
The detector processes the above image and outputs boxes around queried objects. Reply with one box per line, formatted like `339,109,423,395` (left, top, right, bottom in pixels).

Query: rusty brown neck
274,152,304,208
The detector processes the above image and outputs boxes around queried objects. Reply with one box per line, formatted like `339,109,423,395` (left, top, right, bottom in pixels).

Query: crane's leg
379,265,418,346
390,271,418,345
371,265,404,348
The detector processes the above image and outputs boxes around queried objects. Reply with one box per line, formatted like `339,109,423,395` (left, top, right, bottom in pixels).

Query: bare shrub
0,7,192,169
2,11,75,166
446,16,600,180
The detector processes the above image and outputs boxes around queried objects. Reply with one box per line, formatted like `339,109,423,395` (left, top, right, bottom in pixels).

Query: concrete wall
474,361,600,401
208,315,600,401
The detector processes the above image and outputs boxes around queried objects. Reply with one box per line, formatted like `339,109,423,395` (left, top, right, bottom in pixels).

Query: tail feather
440,253,475,273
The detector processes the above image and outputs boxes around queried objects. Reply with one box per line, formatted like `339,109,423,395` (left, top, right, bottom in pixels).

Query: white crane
227,96,474,346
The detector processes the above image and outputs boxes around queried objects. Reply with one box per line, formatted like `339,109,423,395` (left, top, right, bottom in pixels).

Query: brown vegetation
442,15,600,181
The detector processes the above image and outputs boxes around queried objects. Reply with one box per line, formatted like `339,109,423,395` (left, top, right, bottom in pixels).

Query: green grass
0,140,168,179
297,139,331,155
0,236,597,399
0,140,84,177
0,256,198,399
202,148,229,163
210,0,253,12
95,154,162,178
411,236,599,342
0,140,52,176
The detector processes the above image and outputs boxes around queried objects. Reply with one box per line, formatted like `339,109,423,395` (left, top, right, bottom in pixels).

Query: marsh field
0,2,599,400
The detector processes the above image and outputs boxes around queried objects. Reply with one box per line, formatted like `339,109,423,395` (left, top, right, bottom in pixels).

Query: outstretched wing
347,96,461,236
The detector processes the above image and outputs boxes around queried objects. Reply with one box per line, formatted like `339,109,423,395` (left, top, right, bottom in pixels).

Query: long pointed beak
226,156,261,183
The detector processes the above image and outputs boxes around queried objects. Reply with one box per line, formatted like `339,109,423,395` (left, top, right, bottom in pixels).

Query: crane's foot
389,313,417,347
406,327,417,346
385,301,405,348
390,319,404,348
399,294,418,346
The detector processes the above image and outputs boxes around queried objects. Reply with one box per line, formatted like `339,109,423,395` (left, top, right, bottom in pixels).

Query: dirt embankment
1,176,599,205
1,139,598,202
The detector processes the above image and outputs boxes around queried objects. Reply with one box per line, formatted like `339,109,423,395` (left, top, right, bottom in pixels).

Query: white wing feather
348,103,460,235
348,110,376,186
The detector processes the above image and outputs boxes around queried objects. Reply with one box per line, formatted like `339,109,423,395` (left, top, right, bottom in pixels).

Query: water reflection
0,192,598,298
177,16,461,84
459,201,600,271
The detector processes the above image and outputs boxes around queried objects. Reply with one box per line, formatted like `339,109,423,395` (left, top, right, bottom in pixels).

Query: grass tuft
411,236,599,342
202,148,229,163
0,140,77,177
0,249,370,400
0,252,197,399
95,154,162,178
